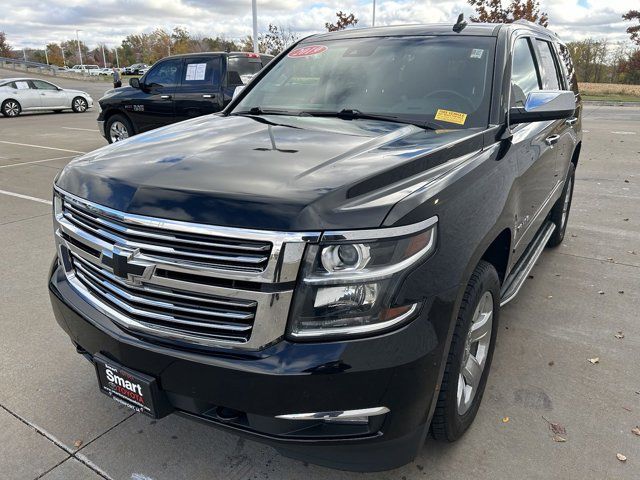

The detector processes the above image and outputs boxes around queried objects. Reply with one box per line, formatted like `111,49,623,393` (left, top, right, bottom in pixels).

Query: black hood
56,114,484,230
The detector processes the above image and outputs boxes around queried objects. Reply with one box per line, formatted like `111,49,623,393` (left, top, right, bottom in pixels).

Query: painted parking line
0,189,52,205
0,155,75,169
0,140,85,154
62,127,99,132
610,131,636,135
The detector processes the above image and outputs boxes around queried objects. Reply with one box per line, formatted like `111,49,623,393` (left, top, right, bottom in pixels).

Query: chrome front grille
54,187,320,350
62,195,272,273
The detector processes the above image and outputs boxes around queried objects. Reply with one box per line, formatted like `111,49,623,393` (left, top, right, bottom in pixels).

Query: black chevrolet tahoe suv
49,21,582,471
97,52,273,142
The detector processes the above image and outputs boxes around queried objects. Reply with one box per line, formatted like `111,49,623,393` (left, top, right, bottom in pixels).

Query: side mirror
232,85,245,100
129,77,140,89
509,90,575,125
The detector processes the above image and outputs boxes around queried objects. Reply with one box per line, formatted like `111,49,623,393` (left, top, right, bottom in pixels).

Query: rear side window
145,59,182,88
182,56,221,87
31,80,58,90
536,40,561,90
511,37,540,107
3,82,16,89
227,56,263,86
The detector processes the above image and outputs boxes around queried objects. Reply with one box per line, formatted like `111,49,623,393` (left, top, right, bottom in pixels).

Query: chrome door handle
545,134,560,146
202,94,213,98
160,95,172,100
565,117,578,126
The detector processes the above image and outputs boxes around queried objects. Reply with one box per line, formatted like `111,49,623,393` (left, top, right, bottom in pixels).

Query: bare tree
468,0,548,27
325,11,358,32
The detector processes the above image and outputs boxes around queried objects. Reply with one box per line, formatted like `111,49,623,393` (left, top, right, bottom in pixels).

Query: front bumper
49,261,457,471
97,120,105,139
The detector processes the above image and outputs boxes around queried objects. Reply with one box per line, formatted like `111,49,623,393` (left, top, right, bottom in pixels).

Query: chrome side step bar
500,221,556,307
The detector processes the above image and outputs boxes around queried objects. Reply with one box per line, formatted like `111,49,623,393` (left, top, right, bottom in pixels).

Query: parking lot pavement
0,99,638,480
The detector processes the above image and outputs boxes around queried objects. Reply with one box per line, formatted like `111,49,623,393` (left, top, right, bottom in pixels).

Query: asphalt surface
0,69,639,480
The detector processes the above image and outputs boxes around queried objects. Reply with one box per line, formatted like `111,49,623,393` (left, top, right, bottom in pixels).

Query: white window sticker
15,81,30,89
185,63,207,81
470,49,484,59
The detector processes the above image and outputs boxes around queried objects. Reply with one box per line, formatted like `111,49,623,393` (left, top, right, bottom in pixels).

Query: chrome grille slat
54,187,316,350
64,202,270,252
72,258,254,322
63,210,269,267
74,268,253,333
71,252,256,309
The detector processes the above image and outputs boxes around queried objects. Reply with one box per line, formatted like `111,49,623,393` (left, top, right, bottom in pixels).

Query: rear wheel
2,99,21,117
431,260,500,441
72,97,88,113
106,114,133,143
547,163,575,248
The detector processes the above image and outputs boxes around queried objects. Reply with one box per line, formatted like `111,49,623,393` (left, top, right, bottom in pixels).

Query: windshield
233,36,495,129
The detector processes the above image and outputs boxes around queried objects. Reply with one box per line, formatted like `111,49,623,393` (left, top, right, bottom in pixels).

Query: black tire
546,163,575,248
71,96,88,113
105,114,134,143
431,260,500,441
2,99,21,117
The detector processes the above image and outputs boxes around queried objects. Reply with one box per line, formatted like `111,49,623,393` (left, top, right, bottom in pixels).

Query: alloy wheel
4,101,19,117
74,98,88,112
457,291,493,415
109,121,129,142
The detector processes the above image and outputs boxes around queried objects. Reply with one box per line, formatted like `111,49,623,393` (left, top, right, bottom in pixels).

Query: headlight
287,217,437,339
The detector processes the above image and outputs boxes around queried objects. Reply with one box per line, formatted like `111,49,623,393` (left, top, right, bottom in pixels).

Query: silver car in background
0,78,93,117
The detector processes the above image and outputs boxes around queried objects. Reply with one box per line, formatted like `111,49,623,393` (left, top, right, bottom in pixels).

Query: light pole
44,45,49,65
372,0,376,27
114,47,119,69
252,0,258,53
61,43,66,67
101,44,106,67
75,29,83,67
22,48,27,62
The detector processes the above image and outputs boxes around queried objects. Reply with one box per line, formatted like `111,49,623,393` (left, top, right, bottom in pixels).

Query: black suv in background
50,22,581,471
97,52,273,142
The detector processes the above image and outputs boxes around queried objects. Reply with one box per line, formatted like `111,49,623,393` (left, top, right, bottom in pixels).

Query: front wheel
2,99,21,117
72,97,88,113
431,260,500,441
547,163,575,248
105,114,133,143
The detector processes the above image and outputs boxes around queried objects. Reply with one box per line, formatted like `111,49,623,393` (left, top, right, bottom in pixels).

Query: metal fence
0,57,105,81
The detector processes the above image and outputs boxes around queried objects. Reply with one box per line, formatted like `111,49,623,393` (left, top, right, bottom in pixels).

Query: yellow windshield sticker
435,109,467,125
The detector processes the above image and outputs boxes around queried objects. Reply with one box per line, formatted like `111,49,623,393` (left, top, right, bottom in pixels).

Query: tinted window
144,59,182,88
3,82,17,89
228,55,264,86
234,36,496,129
536,40,561,90
511,38,540,107
31,80,58,90
181,56,221,87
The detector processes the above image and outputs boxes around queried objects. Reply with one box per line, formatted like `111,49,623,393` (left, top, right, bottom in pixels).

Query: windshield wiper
300,108,444,130
233,106,294,116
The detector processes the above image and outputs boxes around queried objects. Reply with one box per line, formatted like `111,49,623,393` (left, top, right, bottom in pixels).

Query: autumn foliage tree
325,11,358,32
468,0,548,27
622,10,640,45
0,31,13,57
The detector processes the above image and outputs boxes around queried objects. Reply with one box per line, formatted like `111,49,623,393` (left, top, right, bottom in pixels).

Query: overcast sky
1,0,637,49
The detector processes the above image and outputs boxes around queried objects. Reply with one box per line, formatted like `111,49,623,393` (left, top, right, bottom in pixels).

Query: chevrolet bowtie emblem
100,247,154,285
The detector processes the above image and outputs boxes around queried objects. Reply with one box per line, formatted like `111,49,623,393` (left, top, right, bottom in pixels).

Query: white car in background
69,65,100,74
0,78,93,117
